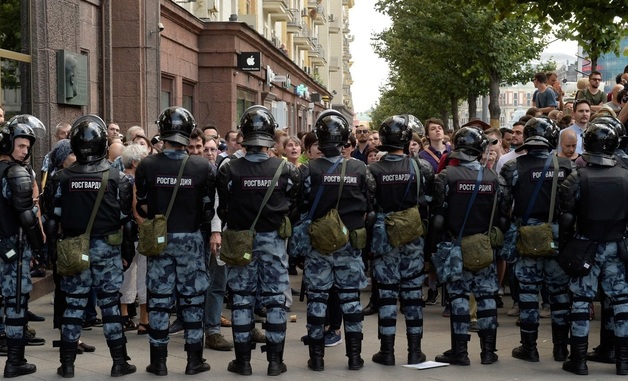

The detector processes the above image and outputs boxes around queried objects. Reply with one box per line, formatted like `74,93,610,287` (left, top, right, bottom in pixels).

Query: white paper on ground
401,361,449,370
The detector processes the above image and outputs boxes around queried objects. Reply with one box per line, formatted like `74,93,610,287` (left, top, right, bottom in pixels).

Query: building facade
0,0,356,167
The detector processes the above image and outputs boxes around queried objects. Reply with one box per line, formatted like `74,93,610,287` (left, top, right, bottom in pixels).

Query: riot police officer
135,107,214,376
298,109,374,371
559,121,628,376
368,115,434,366
431,127,507,366
499,116,574,363
216,105,300,376
583,115,626,365
44,115,136,378
0,115,44,378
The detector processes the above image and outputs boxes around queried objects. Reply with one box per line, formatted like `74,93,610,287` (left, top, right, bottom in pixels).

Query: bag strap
249,160,286,231
522,154,554,225
85,170,109,236
335,158,347,210
487,182,498,233
398,158,421,210
307,157,343,220
456,168,483,245
547,155,559,225
164,156,189,220
424,147,441,164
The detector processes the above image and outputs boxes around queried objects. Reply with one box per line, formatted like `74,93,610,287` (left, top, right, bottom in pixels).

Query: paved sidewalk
17,276,620,380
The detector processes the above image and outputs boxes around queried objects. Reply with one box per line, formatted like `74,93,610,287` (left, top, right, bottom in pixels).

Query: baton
16,228,23,314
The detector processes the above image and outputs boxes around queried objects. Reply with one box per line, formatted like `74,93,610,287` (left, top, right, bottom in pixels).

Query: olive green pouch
137,215,168,257
385,206,423,247
56,233,91,276
516,223,554,257
489,226,504,248
221,229,254,266
105,229,123,246
309,208,349,254
460,233,494,272
350,227,367,249
278,215,292,239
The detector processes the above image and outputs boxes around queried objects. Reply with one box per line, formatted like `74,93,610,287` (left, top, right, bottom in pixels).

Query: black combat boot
228,342,252,375
478,329,498,364
263,341,287,376
56,341,76,378
184,343,210,375
586,306,615,364
145,344,167,376
435,334,470,365
4,338,36,378
108,342,137,377
512,330,540,362
345,332,364,370
372,334,395,365
552,323,570,362
306,337,325,371
562,336,588,375
616,337,628,376
407,333,426,364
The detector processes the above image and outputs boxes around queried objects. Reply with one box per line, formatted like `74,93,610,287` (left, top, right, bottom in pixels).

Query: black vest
513,155,572,221
369,157,420,213
0,161,19,238
576,164,628,241
445,166,497,237
138,153,210,233
308,158,367,230
58,166,121,237
226,157,289,232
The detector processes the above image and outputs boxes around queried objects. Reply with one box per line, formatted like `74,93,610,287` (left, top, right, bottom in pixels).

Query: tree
373,0,545,127
471,0,628,70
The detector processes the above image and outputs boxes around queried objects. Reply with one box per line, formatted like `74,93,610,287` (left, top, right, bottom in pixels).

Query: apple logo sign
247,55,255,66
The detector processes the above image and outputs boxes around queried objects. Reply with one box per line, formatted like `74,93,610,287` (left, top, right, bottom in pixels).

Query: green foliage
470,0,628,69
371,0,545,126
0,0,22,52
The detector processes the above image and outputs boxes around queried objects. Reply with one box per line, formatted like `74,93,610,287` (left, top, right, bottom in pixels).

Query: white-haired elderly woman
118,143,150,334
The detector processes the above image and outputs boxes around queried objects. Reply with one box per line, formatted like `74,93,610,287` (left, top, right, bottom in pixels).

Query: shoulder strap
250,160,286,231
307,157,343,220
487,180,498,233
547,155,559,225
335,158,347,210
399,158,421,210
165,155,189,220
522,154,553,225
85,170,109,236
424,148,441,164
456,168,483,244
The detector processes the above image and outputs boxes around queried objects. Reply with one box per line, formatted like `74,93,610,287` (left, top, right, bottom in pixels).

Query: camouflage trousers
446,262,498,336
515,255,570,332
304,243,367,340
60,237,124,344
0,235,32,340
569,241,628,339
372,237,425,336
226,231,289,344
147,231,208,347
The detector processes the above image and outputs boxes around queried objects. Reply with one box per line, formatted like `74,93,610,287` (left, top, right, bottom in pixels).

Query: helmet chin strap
320,146,341,157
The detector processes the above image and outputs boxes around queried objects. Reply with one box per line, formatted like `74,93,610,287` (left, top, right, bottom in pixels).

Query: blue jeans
204,253,227,335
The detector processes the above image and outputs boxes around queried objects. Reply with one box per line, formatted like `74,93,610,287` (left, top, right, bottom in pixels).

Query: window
0,0,31,117
161,76,173,111
182,81,195,113
236,88,256,120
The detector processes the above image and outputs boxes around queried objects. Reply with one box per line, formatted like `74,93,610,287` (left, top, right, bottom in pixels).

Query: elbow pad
18,210,43,251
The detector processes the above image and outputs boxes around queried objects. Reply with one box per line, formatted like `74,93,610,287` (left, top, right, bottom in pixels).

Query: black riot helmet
315,109,349,148
378,115,413,151
238,105,277,148
407,114,425,138
0,114,46,162
449,126,487,161
583,122,618,156
515,116,560,152
157,107,196,146
591,115,625,140
70,115,108,163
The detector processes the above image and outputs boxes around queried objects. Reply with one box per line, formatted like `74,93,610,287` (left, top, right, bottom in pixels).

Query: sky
348,1,579,113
